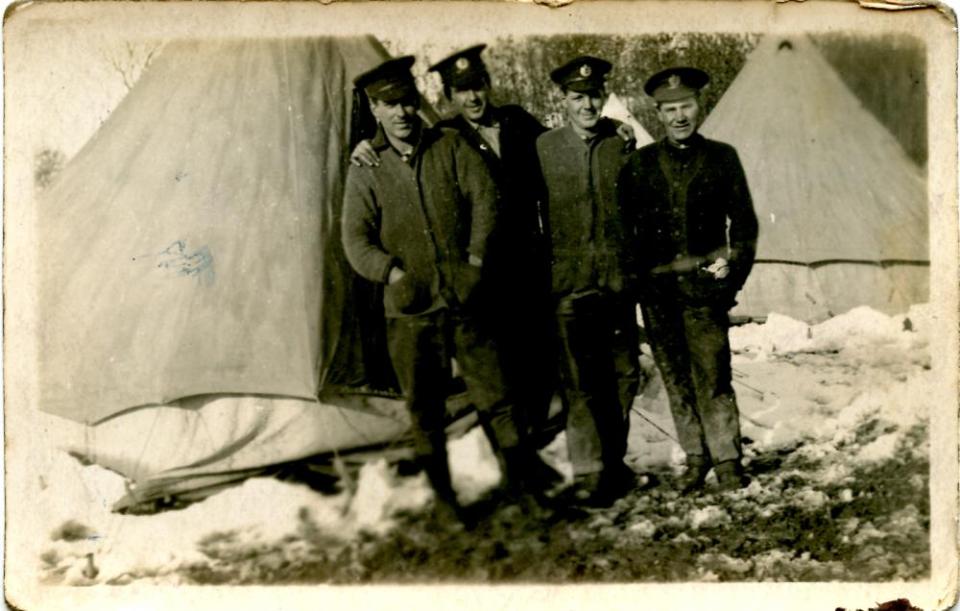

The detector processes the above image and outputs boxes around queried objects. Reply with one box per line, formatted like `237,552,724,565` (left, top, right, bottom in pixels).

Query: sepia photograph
4,2,957,610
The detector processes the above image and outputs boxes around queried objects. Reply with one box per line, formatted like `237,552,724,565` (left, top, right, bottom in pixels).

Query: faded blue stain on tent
154,240,215,286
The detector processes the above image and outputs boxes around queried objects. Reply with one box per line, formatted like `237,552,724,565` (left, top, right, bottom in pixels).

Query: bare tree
101,40,164,92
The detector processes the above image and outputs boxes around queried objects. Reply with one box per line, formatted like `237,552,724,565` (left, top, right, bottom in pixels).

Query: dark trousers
386,310,521,480
641,299,743,464
492,286,557,448
556,293,640,476
613,302,642,424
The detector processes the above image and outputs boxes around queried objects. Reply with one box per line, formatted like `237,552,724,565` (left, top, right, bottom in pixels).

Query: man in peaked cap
618,67,759,494
428,44,575,488
352,55,420,108
536,55,643,507
342,56,542,524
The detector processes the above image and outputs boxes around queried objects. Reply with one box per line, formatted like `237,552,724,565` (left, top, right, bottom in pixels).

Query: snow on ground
35,427,503,585
34,305,932,584
730,304,931,464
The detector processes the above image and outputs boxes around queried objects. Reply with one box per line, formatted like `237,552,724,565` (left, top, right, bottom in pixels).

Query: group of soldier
341,44,759,525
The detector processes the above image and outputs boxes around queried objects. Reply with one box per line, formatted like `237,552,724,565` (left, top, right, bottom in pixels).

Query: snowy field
33,305,932,585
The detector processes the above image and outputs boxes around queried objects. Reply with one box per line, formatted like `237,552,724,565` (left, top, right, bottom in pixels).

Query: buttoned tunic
537,119,635,299
536,118,639,479
618,134,759,464
341,123,520,463
618,134,758,306
342,125,499,318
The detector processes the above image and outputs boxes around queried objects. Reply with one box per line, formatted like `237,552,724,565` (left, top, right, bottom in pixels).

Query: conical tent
701,35,928,322
602,93,654,148
36,37,426,508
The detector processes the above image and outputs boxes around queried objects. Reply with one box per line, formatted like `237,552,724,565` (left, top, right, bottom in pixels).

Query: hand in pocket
385,269,431,314
455,263,484,309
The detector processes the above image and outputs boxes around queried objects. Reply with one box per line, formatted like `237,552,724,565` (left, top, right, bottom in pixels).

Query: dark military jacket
438,105,546,222
618,133,759,306
438,105,548,285
342,125,499,318
536,118,635,299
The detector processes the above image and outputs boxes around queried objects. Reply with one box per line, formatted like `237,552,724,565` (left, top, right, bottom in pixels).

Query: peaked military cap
644,67,710,103
429,44,490,90
354,56,418,103
549,56,612,93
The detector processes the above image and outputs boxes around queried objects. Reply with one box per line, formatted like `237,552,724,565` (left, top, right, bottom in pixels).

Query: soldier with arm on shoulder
537,56,642,507
342,56,542,524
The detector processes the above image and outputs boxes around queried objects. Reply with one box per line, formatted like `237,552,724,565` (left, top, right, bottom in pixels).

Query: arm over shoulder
503,105,548,138
341,168,394,284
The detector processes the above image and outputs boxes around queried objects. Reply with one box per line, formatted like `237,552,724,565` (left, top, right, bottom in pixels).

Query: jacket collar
462,105,501,131
659,132,705,153
370,122,440,160
370,124,393,152
562,117,617,146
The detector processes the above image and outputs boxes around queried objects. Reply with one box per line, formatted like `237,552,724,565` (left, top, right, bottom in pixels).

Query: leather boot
570,464,636,508
714,459,750,492
676,455,711,495
527,453,565,492
498,446,554,516
498,446,532,498
418,453,463,526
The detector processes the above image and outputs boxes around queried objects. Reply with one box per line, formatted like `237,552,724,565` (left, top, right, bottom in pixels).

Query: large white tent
37,37,431,510
702,35,928,322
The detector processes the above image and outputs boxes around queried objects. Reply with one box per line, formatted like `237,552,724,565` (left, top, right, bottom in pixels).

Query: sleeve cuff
379,258,398,284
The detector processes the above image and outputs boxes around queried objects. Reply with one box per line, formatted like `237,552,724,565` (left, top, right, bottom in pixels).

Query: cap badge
667,74,682,89
579,64,592,77
455,57,470,72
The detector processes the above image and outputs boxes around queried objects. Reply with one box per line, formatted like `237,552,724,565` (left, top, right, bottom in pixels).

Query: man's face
450,82,491,123
656,96,701,144
370,94,421,142
563,88,605,132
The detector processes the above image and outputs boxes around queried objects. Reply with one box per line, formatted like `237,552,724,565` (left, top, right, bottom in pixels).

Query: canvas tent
37,37,455,510
601,93,654,148
701,35,928,322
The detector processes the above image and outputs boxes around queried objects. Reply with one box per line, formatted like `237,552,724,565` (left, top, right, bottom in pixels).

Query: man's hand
704,257,730,280
350,139,380,167
388,266,406,285
616,122,637,146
